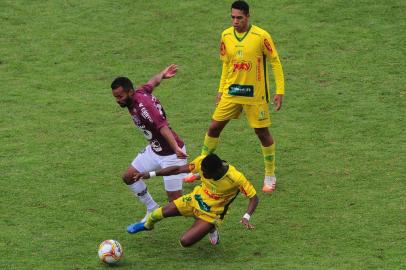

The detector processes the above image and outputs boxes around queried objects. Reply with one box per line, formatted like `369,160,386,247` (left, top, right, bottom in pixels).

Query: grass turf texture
0,0,405,269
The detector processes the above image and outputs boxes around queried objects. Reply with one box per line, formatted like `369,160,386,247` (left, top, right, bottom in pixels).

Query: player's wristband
243,213,251,220
149,171,156,178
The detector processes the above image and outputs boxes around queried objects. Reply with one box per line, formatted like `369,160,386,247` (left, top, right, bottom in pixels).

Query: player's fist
133,172,149,181
240,218,254,230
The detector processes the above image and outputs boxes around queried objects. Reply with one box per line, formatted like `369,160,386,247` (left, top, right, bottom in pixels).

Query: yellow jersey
218,25,285,104
188,156,256,220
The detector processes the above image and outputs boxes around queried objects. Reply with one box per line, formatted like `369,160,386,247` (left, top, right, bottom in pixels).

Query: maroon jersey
128,83,184,156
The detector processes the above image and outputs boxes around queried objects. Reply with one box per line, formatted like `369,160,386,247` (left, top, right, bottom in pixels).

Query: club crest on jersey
236,50,243,58
264,39,273,54
233,61,252,72
220,41,226,56
151,140,162,152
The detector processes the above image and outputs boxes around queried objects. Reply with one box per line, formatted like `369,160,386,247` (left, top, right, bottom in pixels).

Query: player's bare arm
146,64,178,88
240,194,259,229
133,164,190,181
160,126,188,159
272,94,284,112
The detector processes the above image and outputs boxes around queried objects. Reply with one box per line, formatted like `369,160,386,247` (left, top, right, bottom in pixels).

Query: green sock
144,207,164,229
261,143,276,176
201,133,219,155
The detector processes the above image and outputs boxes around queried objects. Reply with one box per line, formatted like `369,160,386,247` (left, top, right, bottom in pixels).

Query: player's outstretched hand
162,64,178,79
240,218,254,230
272,94,284,112
133,172,150,181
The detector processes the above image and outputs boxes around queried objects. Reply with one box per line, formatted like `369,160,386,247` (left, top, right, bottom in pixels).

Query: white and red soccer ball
98,239,123,265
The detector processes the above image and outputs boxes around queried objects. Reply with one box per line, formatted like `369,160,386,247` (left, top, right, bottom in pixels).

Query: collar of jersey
233,25,252,42
215,164,230,181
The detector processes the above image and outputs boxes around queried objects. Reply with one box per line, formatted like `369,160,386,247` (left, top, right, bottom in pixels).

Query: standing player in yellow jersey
201,1,285,193
127,154,259,247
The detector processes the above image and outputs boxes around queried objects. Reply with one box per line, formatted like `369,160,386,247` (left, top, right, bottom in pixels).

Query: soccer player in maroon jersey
111,64,188,228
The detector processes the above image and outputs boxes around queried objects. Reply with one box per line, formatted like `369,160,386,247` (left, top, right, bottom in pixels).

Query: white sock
128,181,159,211
264,175,276,185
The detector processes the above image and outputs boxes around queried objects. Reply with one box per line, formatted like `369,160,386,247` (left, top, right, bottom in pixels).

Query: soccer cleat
208,229,220,245
262,176,276,193
183,173,200,183
127,222,150,234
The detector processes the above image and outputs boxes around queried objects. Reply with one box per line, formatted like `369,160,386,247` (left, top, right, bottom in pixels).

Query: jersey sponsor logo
264,38,273,54
228,84,254,97
232,61,252,72
203,189,220,200
194,194,211,212
138,103,153,123
220,41,226,56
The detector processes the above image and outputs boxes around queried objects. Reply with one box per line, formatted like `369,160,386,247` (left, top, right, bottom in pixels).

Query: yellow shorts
173,193,223,225
212,98,271,128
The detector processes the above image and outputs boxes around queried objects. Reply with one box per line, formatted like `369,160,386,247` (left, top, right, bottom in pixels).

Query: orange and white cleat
183,173,200,183
262,176,276,193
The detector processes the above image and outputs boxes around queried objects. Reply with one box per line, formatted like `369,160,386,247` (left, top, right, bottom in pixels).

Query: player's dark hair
111,77,134,92
201,154,224,174
231,1,249,15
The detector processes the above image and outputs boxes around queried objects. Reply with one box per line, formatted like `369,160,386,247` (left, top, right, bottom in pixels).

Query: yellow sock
261,144,276,176
144,207,163,229
201,133,219,155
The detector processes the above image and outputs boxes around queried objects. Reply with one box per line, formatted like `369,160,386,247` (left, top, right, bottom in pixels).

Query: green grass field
1,0,405,269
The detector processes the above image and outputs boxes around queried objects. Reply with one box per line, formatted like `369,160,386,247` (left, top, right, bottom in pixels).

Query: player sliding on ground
128,154,259,247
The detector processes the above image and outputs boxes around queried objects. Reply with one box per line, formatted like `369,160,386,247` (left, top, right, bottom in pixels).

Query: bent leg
179,219,215,247
124,165,159,216
144,202,181,230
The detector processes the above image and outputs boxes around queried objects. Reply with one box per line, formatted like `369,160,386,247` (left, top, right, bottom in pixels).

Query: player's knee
122,172,134,185
179,237,194,248
167,191,182,202
254,127,268,136
254,128,272,143
208,122,223,137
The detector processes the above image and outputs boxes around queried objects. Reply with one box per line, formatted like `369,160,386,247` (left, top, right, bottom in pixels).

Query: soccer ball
98,239,124,265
